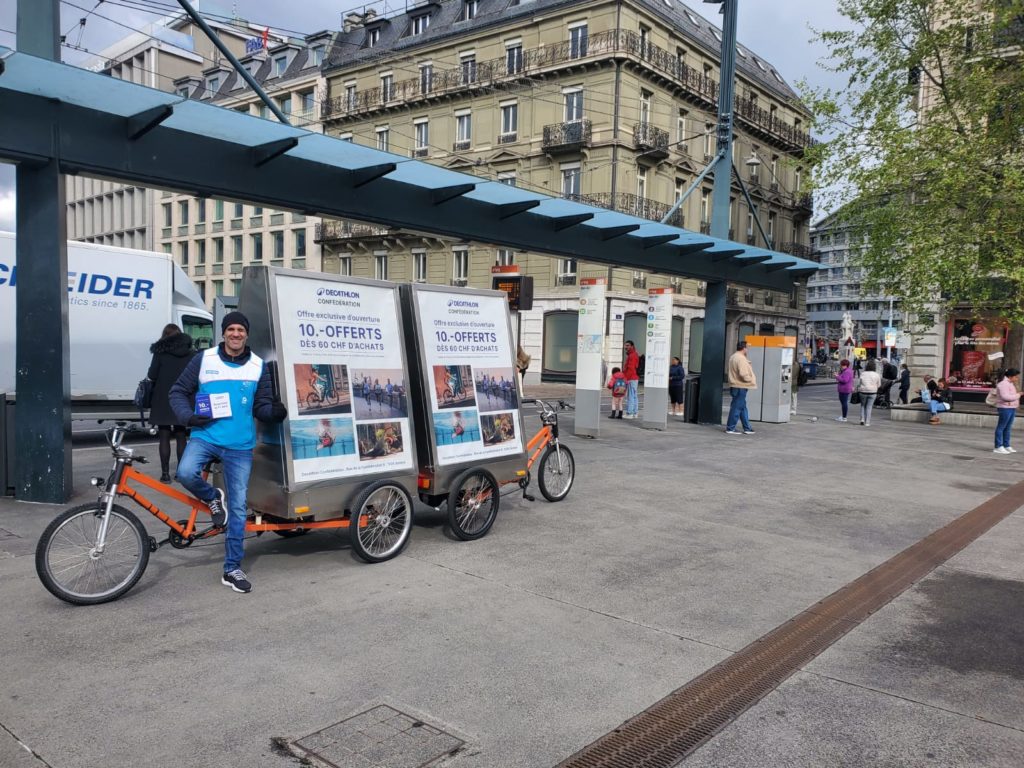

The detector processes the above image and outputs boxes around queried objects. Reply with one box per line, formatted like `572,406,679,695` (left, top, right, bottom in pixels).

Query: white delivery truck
0,231,213,420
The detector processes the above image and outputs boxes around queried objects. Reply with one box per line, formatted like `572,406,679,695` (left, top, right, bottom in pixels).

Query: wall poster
275,275,414,482
416,290,523,466
945,317,1008,390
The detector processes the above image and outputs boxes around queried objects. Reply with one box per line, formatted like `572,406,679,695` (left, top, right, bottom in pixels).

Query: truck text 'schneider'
0,231,213,421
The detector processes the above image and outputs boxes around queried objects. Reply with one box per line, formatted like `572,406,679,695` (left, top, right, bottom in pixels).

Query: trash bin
684,375,700,424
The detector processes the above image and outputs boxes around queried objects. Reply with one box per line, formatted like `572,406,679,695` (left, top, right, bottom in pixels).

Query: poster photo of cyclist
294,363,351,416
432,364,476,410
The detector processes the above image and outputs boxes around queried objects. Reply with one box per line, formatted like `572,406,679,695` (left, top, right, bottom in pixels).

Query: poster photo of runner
290,417,355,461
349,368,408,420
474,367,518,413
294,363,351,416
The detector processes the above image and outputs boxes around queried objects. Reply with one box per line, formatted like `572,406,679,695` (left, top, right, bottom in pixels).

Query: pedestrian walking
669,356,686,417
726,341,757,435
146,323,194,482
835,358,854,422
993,368,1020,454
607,366,626,419
927,377,954,424
857,359,881,426
898,364,911,404
170,311,287,594
622,340,641,419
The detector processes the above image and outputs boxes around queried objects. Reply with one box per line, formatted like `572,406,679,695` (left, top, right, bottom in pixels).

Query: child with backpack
607,366,627,419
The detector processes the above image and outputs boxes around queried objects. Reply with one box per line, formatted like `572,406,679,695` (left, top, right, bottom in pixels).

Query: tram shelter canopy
0,47,819,291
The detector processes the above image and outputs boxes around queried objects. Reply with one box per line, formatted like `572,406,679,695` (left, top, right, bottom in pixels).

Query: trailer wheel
349,480,413,563
446,468,499,541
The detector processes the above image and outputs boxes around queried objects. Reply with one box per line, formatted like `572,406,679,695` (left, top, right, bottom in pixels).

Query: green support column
15,0,72,502
698,281,727,424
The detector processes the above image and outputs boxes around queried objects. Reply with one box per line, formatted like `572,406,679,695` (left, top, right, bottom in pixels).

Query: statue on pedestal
839,311,856,361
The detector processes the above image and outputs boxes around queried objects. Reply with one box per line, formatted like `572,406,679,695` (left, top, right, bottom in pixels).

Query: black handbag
850,391,861,405
133,378,153,409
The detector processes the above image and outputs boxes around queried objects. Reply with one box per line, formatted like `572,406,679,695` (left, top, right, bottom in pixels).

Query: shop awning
0,47,821,292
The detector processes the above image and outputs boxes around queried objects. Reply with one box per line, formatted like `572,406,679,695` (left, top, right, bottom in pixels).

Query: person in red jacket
623,340,641,419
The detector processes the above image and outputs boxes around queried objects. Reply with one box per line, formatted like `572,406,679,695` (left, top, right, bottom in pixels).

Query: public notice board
274,275,415,483
415,289,524,466
644,288,673,390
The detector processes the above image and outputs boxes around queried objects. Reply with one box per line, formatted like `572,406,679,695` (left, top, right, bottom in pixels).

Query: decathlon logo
317,287,360,299
448,298,479,308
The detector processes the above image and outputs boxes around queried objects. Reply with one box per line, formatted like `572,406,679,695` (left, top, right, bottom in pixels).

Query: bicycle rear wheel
538,444,575,502
447,468,499,540
35,503,150,605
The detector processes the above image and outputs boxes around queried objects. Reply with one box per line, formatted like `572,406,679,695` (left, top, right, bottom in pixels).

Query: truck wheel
36,503,150,605
349,480,413,563
446,468,499,541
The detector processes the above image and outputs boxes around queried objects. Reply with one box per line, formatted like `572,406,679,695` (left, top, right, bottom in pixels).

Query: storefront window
542,311,578,381
672,317,685,362
945,317,1008,389
623,313,647,358
688,318,703,373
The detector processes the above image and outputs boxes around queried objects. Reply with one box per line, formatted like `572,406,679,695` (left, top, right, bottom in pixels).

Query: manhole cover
293,705,464,768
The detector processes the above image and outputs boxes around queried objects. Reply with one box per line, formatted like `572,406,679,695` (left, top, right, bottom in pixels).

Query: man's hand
188,414,213,427
270,401,288,422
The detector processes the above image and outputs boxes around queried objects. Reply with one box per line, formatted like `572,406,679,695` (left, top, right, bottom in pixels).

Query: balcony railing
779,241,816,259
633,122,669,159
314,220,392,243
700,222,712,234
321,28,814,151
794,193,813,219
727,287,739,306
543,119,592,152
566,191,685,228
453,139,471,151
556,274,577,286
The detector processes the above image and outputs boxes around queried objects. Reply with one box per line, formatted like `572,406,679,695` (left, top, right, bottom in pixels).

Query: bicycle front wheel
35,503,150,605
538,444,575,502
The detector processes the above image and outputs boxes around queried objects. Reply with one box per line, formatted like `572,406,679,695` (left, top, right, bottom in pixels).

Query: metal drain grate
556,480,1024,768
293,705,464,768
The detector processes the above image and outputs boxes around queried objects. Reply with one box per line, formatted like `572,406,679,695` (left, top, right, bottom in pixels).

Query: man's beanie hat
222,311,250,333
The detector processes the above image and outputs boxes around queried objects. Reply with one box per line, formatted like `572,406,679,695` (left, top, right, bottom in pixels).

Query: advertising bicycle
34,269,573,605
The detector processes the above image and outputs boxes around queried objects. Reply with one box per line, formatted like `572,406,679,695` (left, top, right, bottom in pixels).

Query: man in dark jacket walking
170,311,286,594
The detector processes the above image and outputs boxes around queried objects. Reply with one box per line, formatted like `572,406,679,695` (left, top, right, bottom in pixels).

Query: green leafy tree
802,0,1024,324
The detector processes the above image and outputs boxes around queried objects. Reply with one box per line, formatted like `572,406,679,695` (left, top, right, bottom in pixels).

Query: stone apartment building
316,0,814,380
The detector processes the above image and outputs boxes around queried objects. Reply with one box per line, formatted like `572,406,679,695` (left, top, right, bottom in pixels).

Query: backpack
611,378,627,397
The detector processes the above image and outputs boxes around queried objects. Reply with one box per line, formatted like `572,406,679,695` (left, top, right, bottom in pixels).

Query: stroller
876,378,897,409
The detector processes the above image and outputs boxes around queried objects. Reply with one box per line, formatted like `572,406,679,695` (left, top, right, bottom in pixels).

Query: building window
376,126,390,151
179,241,189,267
453,248,469,284
274,55,287,76
496,249,515,267
639,24,651,57
272,231,285,260
498,171,516,186
312,45,325,65
294,229,306,258
380,73,394,102
366,29,379,48
460,53,477,85
676,108,688,145
375,253,388,280
196,199,206,224
700,190,711,227
500,102,518,139
703,123,715,158
339,255,352,276
231,279,241,296
206,75,219,94
414,119,429,156
231,235,243,261
569,23,588,59
213,279,223,297
339,133,353,142
345,83,357,110
543,311,579,375
795,167,803,192
162,203,171,227
564,88,583,122
213,199,224,221
455,112,472,147
637,166,647,199
412,14,430,36
195,240,206,265
300,90,315,115
462,0,478,21
413,250,428,282
251,233,263,262
556,258,577,285
506,42,523,74
561,164,581,198
767,211,776,241
213,237,224,263
640,89,652,125
179,200,189,225
233,202,244,219
419,63,433,94
277,95,291,116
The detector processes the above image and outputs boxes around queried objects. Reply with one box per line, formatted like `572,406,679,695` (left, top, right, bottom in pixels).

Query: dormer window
412,13,430,35
273,55,287,76
206,75,220,94
367,28,380,47
461,0,478,21
177,87,190,98
312,45,325,65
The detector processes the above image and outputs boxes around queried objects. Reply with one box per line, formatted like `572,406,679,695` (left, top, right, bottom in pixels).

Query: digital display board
491,275,533,312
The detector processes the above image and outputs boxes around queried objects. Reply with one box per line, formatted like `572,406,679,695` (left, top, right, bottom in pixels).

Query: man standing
171,311,287,594
622,340,641,419
726,340,757,435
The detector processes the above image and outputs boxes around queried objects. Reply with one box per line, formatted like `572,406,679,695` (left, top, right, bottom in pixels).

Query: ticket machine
745,335,796,423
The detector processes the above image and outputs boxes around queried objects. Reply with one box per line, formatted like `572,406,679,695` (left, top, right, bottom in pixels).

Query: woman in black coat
147,324,195,482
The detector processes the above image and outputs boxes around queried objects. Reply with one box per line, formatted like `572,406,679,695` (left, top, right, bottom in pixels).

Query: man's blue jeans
726,387,752,431
995,408,1016,449
176,438,253,573
626,379,639,415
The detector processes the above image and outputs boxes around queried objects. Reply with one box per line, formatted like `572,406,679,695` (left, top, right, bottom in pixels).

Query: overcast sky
0,0,849,231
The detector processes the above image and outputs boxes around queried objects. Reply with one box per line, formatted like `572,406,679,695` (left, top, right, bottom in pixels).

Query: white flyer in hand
209,392,233,419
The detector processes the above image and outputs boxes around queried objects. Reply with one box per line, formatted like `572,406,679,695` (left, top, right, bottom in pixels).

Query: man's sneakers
743,429,756,435
994,446,1011,454
221,569,252,593
207,488,227,528
725,429,739,434
1007,447,1018,453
